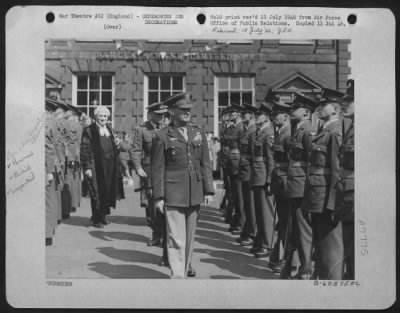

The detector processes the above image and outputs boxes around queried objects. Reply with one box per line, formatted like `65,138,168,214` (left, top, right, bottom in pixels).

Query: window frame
72,73,115,127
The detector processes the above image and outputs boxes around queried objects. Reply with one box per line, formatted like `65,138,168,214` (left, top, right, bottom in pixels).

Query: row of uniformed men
219,80,355,280
45,104,86,246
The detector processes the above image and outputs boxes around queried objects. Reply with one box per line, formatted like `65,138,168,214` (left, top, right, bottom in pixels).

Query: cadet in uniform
151,93,214,279
303,88,345,280
237,104,258,246
226,105,245,233
269,101,292,272
249,101,276,258
336,80,355,279
280,93,317,279
130,102,168,248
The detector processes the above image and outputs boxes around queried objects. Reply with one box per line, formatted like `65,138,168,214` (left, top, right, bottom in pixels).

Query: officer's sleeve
151,132,165,200
45,125,56,175
200,131,215,195
327,131,342,211
80,128,94,172
263,130,275,184
129,127,143,171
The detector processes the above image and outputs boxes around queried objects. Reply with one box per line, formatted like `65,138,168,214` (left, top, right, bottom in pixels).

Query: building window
216,75,254,112
73,73,114,124
145,74,185,104
213,75,255,136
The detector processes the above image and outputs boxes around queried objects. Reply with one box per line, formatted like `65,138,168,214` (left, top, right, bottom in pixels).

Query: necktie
180,127,188,141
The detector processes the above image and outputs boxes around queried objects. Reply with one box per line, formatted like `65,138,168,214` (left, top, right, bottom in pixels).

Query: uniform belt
275,162,289,169
309,166,331,175
230,149,240,154
240,154,251,160
166,164,198,171
339,168,354,178
289,161,308,167
253,156,265,162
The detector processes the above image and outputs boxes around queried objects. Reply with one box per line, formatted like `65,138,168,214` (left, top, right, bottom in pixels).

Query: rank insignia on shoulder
169,137,177,142
193,132,202,143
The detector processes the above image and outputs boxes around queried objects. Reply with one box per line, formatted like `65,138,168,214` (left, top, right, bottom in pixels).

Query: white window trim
213,76,219,138
72,73,115,127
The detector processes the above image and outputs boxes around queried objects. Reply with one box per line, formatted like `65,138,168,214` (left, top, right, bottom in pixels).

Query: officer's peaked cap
164,92,194,109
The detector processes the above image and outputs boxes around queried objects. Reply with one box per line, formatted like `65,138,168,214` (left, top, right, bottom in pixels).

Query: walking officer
336,79,355,279
302,88,345,280
280,93,317,279
151,93,214,279
226,104,245,233
269,101,292,273
249,101,276,258
130,102,169,264
237,104,258,246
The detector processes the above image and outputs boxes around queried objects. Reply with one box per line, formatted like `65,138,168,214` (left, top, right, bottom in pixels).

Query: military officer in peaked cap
236,104,258,246
151,93,214,278
302,88,345,280
280,93,318,279
249,101,276,258
226,104,246,234
335,79,355,279
268,100,292,273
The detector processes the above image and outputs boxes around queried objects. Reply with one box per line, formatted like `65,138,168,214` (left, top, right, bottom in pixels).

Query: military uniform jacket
335,122,354,221
220,124,231,168
303,119,342,213
287,120,315,198
151,123,214,208
249,124,275,187
239,122,257,182
225,121,244,176
45,115,61,175
130,121,159,188
270,124,291,196
65,120,83,162
55,118,68,165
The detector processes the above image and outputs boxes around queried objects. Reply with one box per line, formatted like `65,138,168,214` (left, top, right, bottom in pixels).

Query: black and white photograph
44,38,355,280
6,6,396,309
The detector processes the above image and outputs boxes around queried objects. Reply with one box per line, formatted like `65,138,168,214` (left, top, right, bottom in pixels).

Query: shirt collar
322,118,339,129
296,120,307,129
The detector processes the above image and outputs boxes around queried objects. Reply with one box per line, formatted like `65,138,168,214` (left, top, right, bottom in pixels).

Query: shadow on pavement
89,231,148,243
195,235,240,252
197,221,229,233
107,215,148,226
61,216,92,227
88,262,169,279
196,248,276,279
96,247,162,264
196,229,234,242
198,212,224,224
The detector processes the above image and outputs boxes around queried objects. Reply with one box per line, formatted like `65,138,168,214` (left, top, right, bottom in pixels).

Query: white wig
94,106,111,117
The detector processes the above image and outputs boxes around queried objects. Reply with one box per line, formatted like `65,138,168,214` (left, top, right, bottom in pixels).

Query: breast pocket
254,142,263,156
310,144,328,167
289,142,304,160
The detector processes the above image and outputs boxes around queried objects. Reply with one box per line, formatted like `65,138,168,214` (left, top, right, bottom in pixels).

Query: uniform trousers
56,171,63,223
229,174,245,229
311,212,344,280
46,177,58,239
165,205,199,278
342,221,354,279
253,186,275,249
66,166,80,209
240,181,256,239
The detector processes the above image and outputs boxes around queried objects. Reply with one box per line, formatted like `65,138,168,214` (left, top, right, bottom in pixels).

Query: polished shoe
249,245,261,254
272,261,285,273
187,267,196,277
92,222,104,228
254,248,271,258
240,238,254,246
158,256,169,267
101,219,110,225
45,238,53,246
148,238,162,247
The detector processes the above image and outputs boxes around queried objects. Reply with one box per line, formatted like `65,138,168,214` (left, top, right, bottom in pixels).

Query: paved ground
46,179,278,279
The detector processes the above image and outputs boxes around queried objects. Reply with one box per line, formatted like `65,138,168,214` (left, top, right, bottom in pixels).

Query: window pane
242,77,253,90
218,92,229,107
161,91,172,101
89,91,100,105
218,77,228,90
102,75,112,90
242,92,253,105
230,92,241,105
149,76,158,90
77,76,87,89
89,75,100,89
102,91,112,106
160,76,171,90
172,76,183,90
148,92,159,104
231,77,240,90
77,91,87,106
